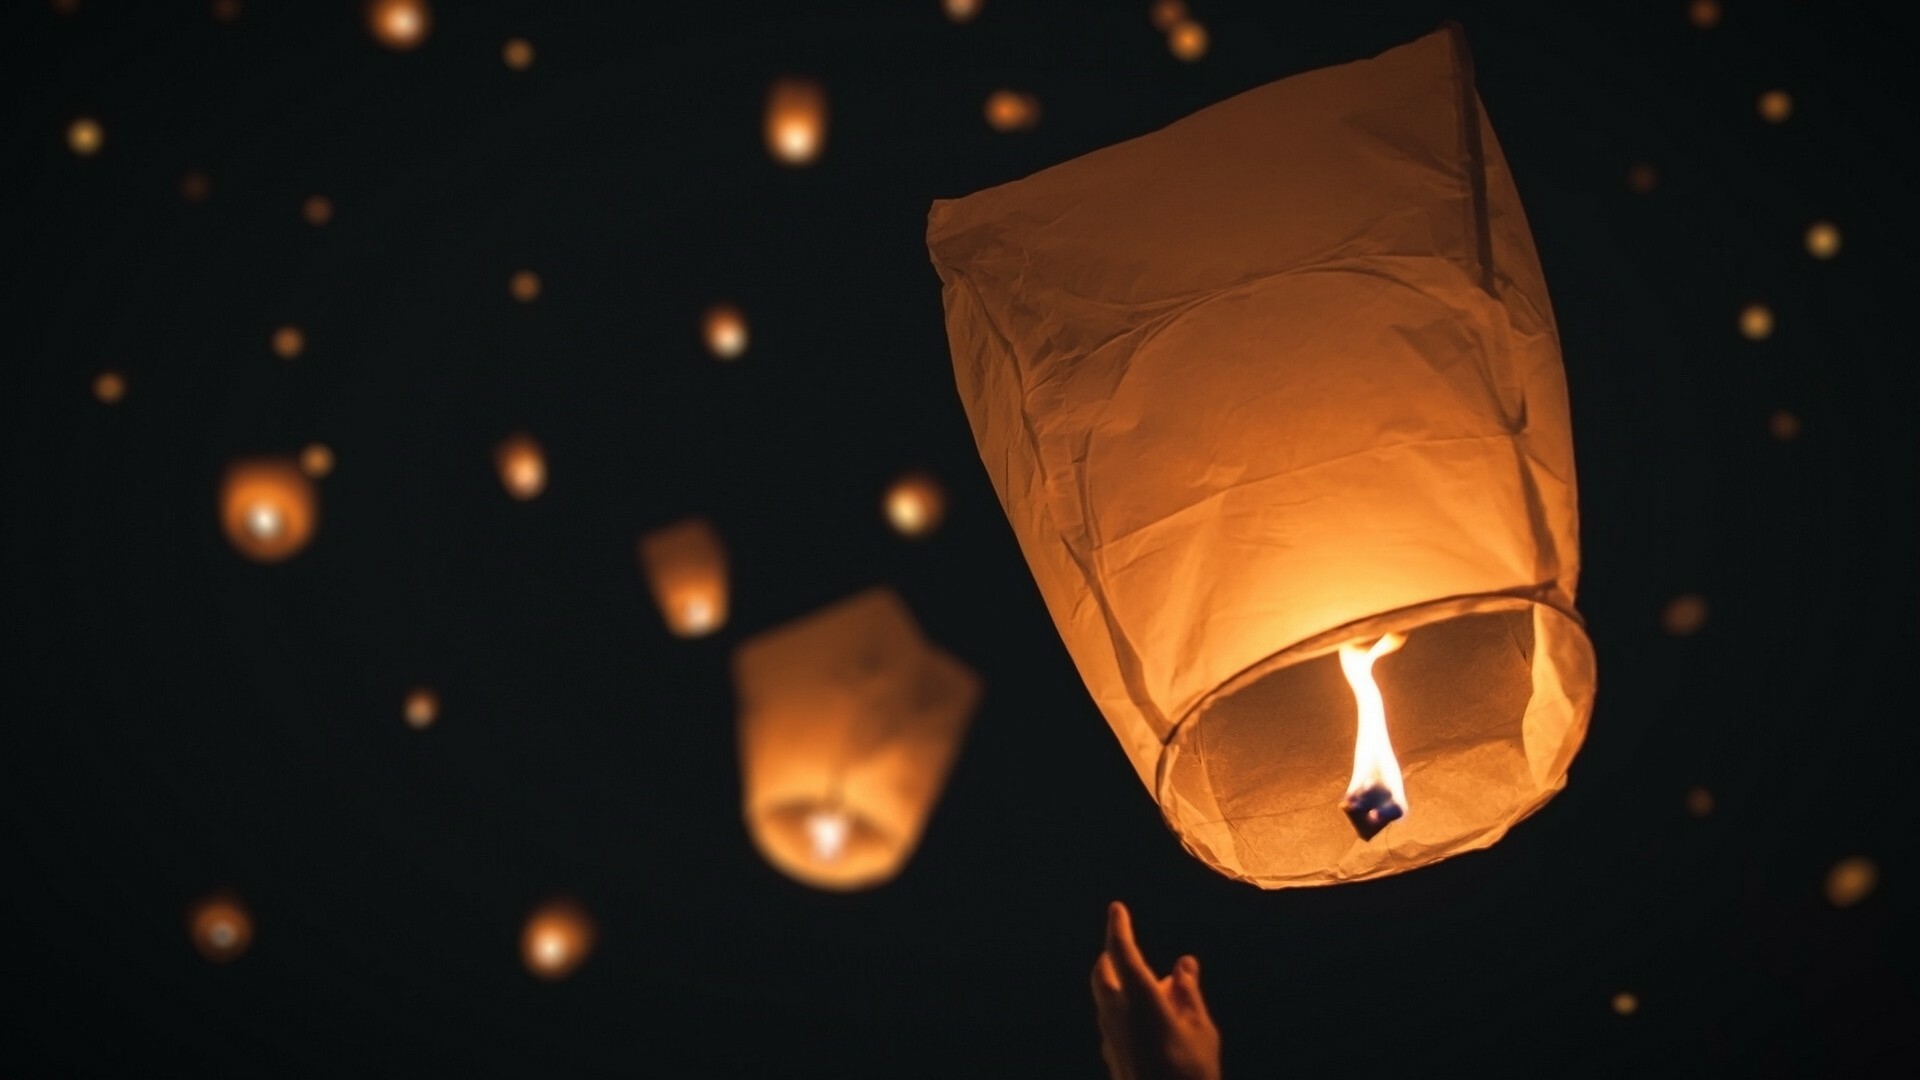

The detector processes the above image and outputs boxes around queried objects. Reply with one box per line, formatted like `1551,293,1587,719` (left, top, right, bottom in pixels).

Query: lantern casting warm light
189,893,254,963
93,370,125,405
734,588,980,891
502,37,534,70
929,28,1596,888
403,687,438,729
884,472,947,537
1739,303,1774,341
703,304,749,360
984,90,1041,132
1804,220,1841,259
299,442,334,478
272,325,305,360
1168,20,1209,61
521,899,594,979
67,117,102,156
638,518,729,638
221,457,319,562
495,433,546,500
765,78,827,166
366,0,430,51
1757,90,1792,123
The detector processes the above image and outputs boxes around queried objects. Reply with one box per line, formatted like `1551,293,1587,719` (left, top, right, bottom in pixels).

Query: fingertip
1178,955,1200,977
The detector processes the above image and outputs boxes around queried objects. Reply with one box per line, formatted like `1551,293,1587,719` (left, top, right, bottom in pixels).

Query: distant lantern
188,893,254,963
943,0,982,23
509,269,541,303
1756,90,1792,123
403,686,438,729
221,457,318,562
703,304,749,360
1167,20,1209,61
1626,163,1657,194
521,899,594,979
181,169,211,203
1768,409,1801,441
929,28,1596,888
1687,0,1721,30
765,78,827,166
1661,593,1709,637
1804,220,1841,259
638,518,729,638
502,37,534,70
299,442,334,478
1150,0,1189,32
495,433,546,500
67,116,102,156
271,325,305,360
302,195,333,226
1824,856,1878,908
211,0,241,23
1611,992,1639,1017
884,472,947,537
734,588,981,891
366,0,430,50
1739,303,1774,341
92,370,126,405
1686,786,1714,817
984,90,1041,132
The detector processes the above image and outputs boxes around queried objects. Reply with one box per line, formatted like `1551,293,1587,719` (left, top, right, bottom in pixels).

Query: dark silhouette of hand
1091,901,1221,1080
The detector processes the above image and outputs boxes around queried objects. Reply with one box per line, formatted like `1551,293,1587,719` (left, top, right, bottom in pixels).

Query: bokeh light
67,117,102,156
366,0,430,51
271,325,305,360
502,37,534,70
1686,786,1714,817
703,304,749,360
1612,992,1639,1016
1687,0,1721,30
403,687,438,729
210,0,241,23
884,472,947,537
1825,857,1878,908
299,443,334,479
302,195,333,226
220,458,319,562
1769,409,1802,441
1168,20,1209,61
509,269,541,303
1150,0,1190,32
495,433,547,500
92,370,125,405
188,893,254,963
942,0,981,24
765,78,828,165
1804,220,1841,259
1661,593,1708,637
180,169,211,203
1738,303,1774,341
984,90,1041,132
1757,89,1792,123
521,899,594,979
1626,163,1657,194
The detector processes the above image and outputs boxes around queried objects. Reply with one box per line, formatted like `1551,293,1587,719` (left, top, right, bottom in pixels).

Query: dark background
4,1,1914,1076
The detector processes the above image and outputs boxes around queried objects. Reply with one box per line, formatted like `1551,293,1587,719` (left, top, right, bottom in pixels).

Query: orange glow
221,458,319,562
272,325,305,360
943,0,982,23
502,37,534,70
211,0,242,23
765,78,827,165
404,687,438,729
1804,220,1841,259
806,808,852,862
1661,593,1708,637
67,117,102,156
299,442,334,479
509,269,541,303
92,370,126,405
181,169,211,203
302,195,333,226
495,433,546,500
1625,163,1657,194
1168,20,1209,61
1340,633,1409,834
1757,90,1792,123
884,472,947,537
1738,303,1774,341
639,518,729,638
189,893,254,963
1687,0,1721,29
703,304,749,360
1768,409,1801,441
1686,786,1714,817
521,899,594,979
984,90,1041,132
1150,0,1189,32
1825,856,1878,908
366,0,430,51
1611,992,1639,1016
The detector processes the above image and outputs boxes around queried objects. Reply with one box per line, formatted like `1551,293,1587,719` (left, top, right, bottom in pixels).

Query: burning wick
681,598,716,635
806,808,850,862
1339,632,1409,841
246,503,286,541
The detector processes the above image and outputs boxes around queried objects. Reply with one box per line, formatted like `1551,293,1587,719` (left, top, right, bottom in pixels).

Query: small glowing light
1340,632,1409,839
495,432,547,500
299,443,334,478
189,894,254,963
1661,593,1708,637
509,269,541,303
984,90,1041,132
885,473,947,537
765,78,827,166
521,899,594,979
272,325,305,360
1757,90,1792,124
680,598,717,635
1768,409,1801,442
52,0,81,15
1626,163,1658,194
1804,221,1841,260
211,0,241,24
1687,0,1721,29
502,37,534,70
704,304,749,360
639,518,729,638
1150,0,1189,32
943,0,982,23
67,117,103,157
807,809,851,862
403,687,438,729
181,169,211,203
222,458,319,562
302,195,333,226
1738,303,1774,341
1611,992,1639,1016
366,0,430,51
1825,856,1878,908
93,370,126,405
1686,786,1714,818
1168,20,1209,61
246,503,285,541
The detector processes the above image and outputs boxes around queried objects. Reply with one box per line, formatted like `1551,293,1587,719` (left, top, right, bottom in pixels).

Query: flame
806,808,850,862
1340,632,1408,834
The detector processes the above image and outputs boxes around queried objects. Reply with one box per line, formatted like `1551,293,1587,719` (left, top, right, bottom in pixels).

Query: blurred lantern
299,442,334,478
703,303,749,360
509,269,541,303
495,433,546,500
1168,20,1209,61
929,28,1595,888
734,588,980,891
638,518,729,638
92,370,125,405
1611,992,1639,1017
1825,856,1878,908
271,325,305,360
984,90,1041,132
502,37,534,70
211,0,241,23
1739,303,1774,341
765,78,827,166
521,898,594,979
189,893,253,963
403,686,438,729
1625,163,1657,194
181,169,211,203
884,472,947,537
1688,0,1721,30
943,0,982,23
366,0,430,51
1661,593,1709,637
1150,0,1189,32
1804,220,1841,259
221,457,318,562
1769,408,1801,441
302,195,333,226
1756,90,1792,123
1686,786,1714,817
67,117,102,156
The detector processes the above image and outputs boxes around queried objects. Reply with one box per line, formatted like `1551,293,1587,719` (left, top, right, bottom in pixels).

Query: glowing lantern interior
220,458,318,563
638,518,729,638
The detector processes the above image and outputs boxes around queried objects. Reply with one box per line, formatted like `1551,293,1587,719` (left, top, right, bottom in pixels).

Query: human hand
1090,901,1221,1080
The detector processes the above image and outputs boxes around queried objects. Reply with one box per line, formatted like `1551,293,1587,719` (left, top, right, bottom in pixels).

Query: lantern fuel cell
928,25,1595,888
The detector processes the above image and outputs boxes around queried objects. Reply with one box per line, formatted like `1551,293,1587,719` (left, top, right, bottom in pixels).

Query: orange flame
1340,632,1408,828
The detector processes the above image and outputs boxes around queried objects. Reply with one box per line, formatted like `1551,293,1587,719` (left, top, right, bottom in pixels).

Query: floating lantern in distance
302,195,333,226
1687,0,1721,29
1611,992,1639,1017
211,0,241,23
403,686,438,729
943,0,982,23
509,269,541,303
221,457,318,562
703,303,749,360
1825,856,1878,908
189,893,253,963
734,588,980,891
299,442,334,479
884,472,946,538
366,0,430,50
765,78,827,166
1626,163,1657,194
181,169,211,203
1756,90,1792,123
1804,220,1841,259
638,518,728,638
1661,593,1709,637
1686,786,1714,817
92,370,126,405
984,90,1041,132
1168,20,1209,61
930,27,1596,888
502,37,534,70
1150,0,1188,31
67,117,102,156
1739,303,1774,341
271,325,305,360
494,433,546,500
1768,409,1801,441
521,899,593,979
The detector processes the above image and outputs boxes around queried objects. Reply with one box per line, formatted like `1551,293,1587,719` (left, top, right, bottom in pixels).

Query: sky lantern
765,78,827,166
67,116,102,156
1167,19,1209,61
188,893,253,963
733,588,980,891
521,898,593,979
494,433,546,500
943,0,982,24
221,457,318,563
984,90,1041,132
502,37,534,71
638,518,729,638
403,687,439,729
884,472,947,537
703,303,749,360
928,27,1595,888
92,370,125,404
366,0,430,51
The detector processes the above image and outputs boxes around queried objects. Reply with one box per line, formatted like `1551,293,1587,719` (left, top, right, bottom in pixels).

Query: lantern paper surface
734,588,979,891
638,518,729,638
926,26,1595,888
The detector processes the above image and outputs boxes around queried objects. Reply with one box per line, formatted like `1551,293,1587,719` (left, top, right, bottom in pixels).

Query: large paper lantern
220,457,318,563
733,588,980,891
638,518,728,638
927,26,1594,888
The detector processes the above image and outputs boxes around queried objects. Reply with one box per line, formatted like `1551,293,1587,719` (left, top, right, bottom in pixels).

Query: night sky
5,1,1915,1076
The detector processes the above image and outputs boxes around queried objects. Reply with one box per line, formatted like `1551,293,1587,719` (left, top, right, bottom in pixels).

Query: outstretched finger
1170,955,1212,1021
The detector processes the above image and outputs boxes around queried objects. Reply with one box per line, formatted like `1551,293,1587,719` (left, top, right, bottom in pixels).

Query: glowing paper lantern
509,269,541,303
366,0,429,51
271,325,305,360
1825,856,1878,908
495,433,546,500
638,518,729,638
1150,0,1189,32
765,78,827,166
299,442,334,478
67,117,102,156
1611,992,1639,1016
221,457,318,562
521,898,593,979
403,687,438,729
302,195,333,226
188,893,253,963
884,472,947,537
943,0,982,23
734,588,980,891
1804,220,1841,259
92,370,125,405
1739,303,1774,340
1756,90,1792,123
984,90,1041,132
703,303,749,360
929,27,1595,888
502,37,534,71
1167,20,1209,61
